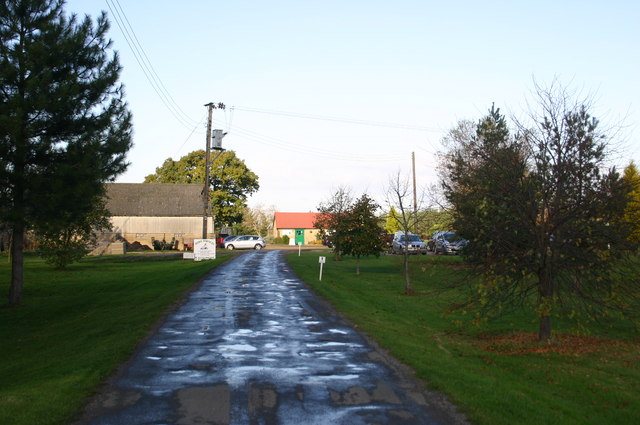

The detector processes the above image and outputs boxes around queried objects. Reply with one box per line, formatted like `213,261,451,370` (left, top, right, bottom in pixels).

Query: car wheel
226,245,235,250
254,244,263,250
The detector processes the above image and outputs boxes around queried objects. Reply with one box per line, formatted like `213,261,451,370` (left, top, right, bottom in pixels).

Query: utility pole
412,152,418,234
202,102,225,239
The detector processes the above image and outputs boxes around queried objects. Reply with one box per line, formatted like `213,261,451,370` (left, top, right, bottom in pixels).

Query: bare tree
386,171,426,294
241,205,276,237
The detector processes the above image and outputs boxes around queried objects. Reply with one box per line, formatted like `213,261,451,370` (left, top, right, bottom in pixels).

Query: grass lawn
286,252,640,425
0,253,228,425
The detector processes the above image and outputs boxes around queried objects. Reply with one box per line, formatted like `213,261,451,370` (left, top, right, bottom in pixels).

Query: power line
174,112,208,158
232,105,442,132
105,0,199,130
213,119,406,162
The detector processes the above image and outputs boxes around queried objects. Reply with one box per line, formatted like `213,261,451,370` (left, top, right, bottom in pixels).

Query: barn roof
105,183,204,217
273,212,321,229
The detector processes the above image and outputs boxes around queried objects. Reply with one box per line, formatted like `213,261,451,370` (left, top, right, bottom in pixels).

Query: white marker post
318,256,326,281
298,241,302,256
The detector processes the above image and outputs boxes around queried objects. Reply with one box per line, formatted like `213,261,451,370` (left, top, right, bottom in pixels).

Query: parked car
220,235,239,248
223,235,266,250
433,231,468,255
427,231,445,252
391,232,428,255
322,234,334,248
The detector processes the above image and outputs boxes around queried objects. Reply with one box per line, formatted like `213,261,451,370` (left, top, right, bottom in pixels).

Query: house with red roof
272,212,322,245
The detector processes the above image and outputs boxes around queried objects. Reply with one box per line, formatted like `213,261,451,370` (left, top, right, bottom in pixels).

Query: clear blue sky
65,0,640,212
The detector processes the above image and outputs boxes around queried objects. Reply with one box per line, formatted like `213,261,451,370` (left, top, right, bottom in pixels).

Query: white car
224,235,266,250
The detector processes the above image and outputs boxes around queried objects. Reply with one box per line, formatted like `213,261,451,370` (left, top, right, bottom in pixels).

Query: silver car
434,231,468,255
391,233,428,255
224,235,266,250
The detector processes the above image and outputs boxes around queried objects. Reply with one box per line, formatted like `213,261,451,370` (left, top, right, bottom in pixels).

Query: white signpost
193,239,216,261
318,256,326,281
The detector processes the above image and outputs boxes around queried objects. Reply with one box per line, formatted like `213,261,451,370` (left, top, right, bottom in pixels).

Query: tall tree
440,87,638,341
0,0,132,305
144,150,259,226
339,194,386,275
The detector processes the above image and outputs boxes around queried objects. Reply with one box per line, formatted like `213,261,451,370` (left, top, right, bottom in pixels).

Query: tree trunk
539,314,552,341
356,256,360,276
538,266,554,341
403,252,411,294
9,222,24,306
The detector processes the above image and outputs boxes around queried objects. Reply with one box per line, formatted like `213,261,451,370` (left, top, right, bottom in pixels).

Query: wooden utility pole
412,152,418,234
202,102,226,239
202,103,214,239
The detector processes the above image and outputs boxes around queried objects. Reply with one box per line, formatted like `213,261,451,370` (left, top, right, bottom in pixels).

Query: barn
95,183,211,253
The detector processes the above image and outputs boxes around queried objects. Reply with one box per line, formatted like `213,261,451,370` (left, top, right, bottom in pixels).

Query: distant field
0,253,227,425
286,252,640,425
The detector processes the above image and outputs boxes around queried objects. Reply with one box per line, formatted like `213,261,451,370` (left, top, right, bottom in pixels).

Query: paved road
78,250,466,425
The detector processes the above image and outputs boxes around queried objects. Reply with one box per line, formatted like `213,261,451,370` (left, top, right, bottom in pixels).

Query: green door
295,229,305,245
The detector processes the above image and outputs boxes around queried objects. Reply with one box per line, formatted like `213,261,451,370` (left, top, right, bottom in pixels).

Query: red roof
274,212,321,229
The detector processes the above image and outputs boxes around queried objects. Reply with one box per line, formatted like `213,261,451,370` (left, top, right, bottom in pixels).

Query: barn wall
92,216,215,253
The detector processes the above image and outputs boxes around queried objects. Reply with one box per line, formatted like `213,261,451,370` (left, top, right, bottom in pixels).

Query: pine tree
623,162,640,243
0,0,132,305
440,90,637,341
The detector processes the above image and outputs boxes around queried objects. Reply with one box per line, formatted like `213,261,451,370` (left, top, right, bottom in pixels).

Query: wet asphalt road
78,250,466,425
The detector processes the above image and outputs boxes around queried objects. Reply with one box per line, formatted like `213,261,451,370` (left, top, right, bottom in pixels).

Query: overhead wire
212,119,406,163
103,2,438,165
174,112,209,158
232,105,442,132
105,0,201,130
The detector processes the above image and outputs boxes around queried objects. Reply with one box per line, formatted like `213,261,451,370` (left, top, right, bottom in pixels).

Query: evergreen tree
440,90,637,341
623,162,640,243
0,0,132,305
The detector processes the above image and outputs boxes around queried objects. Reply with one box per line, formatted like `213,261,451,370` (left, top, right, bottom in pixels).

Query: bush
282,235,290,245
274,236,283,244
37,236,90,269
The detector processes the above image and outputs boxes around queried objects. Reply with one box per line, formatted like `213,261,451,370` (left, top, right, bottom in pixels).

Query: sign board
194,239,216,261
318,256,326,280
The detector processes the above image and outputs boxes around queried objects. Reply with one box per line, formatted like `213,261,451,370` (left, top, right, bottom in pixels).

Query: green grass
0,253,228,425
287,253,640,425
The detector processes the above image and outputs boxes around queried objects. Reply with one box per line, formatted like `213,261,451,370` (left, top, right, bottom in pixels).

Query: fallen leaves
476,331,639,357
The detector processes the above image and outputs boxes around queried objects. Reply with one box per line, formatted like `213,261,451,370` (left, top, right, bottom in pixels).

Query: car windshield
444,232,463,242
399,235,421,242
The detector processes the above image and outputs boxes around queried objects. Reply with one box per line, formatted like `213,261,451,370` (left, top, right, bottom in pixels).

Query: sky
64,0,640,213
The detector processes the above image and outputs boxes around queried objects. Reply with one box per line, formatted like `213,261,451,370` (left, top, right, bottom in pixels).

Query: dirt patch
476,331,640,357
